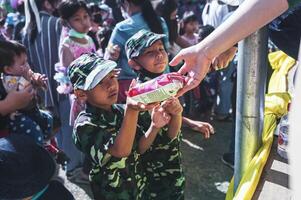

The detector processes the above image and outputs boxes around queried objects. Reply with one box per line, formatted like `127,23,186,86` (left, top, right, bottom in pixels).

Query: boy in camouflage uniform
68,53,171,200
125,30,185,200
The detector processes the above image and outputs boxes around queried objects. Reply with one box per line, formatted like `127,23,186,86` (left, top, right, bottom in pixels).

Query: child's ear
74,89,87,102
128,59,141,71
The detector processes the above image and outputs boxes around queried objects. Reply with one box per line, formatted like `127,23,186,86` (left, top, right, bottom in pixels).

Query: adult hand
0,85,34,115
169,45,212,97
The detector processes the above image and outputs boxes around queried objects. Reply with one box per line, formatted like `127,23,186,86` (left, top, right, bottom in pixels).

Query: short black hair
58,0,89,20
198,25,215,40
182,12,198,25
0,40,26,72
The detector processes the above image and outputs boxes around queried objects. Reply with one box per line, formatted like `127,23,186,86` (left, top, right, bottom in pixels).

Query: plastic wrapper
128,73,185,104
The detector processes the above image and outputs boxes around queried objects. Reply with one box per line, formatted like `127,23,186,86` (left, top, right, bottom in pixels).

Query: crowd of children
0,0,228,199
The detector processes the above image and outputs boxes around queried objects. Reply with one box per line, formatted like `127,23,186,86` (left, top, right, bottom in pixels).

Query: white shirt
202,1,229,28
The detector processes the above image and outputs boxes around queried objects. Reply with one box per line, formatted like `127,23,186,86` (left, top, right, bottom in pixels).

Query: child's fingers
203,122,215,134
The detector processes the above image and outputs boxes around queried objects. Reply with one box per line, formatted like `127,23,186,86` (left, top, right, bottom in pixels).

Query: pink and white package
127,73,185,104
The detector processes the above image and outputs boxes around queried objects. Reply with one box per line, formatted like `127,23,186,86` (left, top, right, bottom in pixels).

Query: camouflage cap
125,29,166,59
68,53,117,91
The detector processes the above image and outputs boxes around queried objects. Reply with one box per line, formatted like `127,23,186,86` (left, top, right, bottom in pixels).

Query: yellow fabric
226,93,290,200
225,51,294,200
268,51,296,93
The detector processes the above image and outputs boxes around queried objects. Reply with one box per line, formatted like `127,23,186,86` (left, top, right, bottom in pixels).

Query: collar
137,68,163,83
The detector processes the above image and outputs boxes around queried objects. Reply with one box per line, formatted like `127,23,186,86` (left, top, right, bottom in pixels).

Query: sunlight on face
136,40,168,74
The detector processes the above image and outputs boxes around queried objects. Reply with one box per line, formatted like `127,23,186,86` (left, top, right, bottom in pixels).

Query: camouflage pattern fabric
68,53,116,91
138,74,185,200
125,29,166,60
73,103,151,199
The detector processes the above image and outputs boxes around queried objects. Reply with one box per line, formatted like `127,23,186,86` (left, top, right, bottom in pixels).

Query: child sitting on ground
125,29,186,199
68,53,171,199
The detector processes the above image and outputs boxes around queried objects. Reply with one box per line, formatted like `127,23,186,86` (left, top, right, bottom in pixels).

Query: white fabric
202,1,229,28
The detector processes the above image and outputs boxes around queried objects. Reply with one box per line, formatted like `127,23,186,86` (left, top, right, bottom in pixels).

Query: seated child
68,53,171,199
0,40,52,145
125,29,185,199
0,134,74,200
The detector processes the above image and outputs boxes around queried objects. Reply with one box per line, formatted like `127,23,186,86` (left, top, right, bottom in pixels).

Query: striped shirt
22,11,62,108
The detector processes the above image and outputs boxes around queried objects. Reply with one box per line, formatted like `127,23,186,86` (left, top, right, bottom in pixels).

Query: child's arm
162,97,183,139
60,45,75,68
182,117,215,139
138,106,171,154
107,104,139,157
108,93,159,158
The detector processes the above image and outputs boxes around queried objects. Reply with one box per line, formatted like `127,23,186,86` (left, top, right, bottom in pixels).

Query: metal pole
234,27,268,192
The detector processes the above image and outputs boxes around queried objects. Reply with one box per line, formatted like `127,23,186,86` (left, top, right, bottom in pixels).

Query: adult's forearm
197,0,289,59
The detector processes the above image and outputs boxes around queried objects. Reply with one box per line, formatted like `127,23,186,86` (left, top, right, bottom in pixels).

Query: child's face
68,8,91,34
185,21,199,34
135,40,168,74
84,70,119,110
4,53,29,76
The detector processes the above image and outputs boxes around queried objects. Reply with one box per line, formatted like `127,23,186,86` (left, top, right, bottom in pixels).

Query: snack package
128,73,185,104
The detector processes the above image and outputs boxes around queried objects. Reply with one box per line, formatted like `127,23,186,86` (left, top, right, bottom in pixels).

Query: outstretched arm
170,0,289,96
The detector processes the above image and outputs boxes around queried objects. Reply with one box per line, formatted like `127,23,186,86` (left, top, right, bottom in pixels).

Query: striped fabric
22,11,62,108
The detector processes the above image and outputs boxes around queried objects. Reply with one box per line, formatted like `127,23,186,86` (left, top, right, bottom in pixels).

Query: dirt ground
60,119,234,200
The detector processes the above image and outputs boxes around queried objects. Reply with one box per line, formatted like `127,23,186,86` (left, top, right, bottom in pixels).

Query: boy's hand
161,97,183,116
31,73,48,90
151,106,171,128
188,120,215,139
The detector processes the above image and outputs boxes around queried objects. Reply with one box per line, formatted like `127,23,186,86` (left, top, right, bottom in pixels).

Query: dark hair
0,40,26,72
182,12,198,25
58,0,89,20
198,25,215,41
155,0,178,44
97,27,113,53
128,0,163,34
27,0,60,43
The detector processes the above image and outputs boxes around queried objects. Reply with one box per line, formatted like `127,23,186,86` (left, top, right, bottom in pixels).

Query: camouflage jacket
73,103,151,199
138,73,185,200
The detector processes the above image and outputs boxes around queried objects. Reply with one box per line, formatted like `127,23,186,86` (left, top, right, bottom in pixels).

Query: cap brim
84,60,117,90
219,0,240,6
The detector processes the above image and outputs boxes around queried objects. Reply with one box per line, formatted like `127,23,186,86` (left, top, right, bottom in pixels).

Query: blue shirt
109,12,170,80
